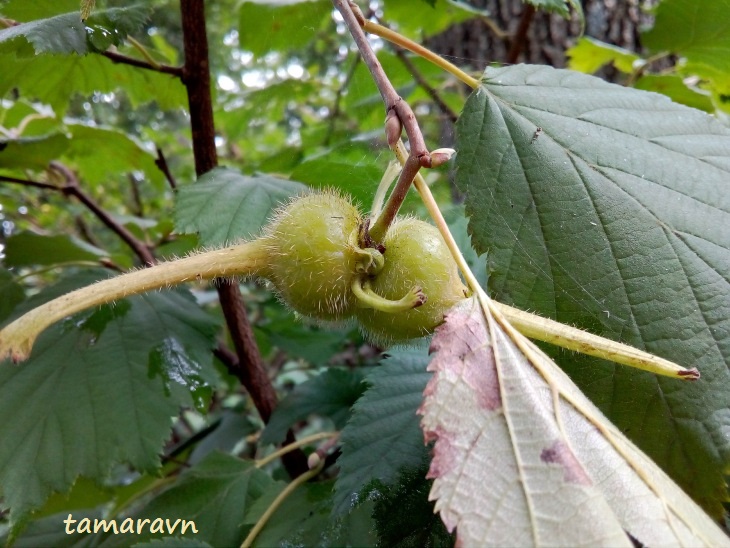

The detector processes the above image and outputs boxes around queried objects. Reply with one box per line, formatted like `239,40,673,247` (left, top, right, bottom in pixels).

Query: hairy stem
363,20,479,89
352,277,425,312
0,240,271,363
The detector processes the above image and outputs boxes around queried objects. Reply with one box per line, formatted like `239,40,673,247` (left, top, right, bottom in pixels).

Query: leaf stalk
0,240,271,363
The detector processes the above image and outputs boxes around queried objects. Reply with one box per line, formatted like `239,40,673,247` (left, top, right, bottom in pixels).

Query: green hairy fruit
262,191,364,321
0,190,467,363
355,217,468,344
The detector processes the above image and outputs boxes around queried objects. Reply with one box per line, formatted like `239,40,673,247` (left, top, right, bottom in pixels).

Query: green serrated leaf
0,12,87,55
333,344,431,516
382,0,476,37
261,368,366,445
643,0,730,95
238,0,330,57
243,480,377,547
454,63,730,515
368,465,453,547
0,52,185,115
634,74,714,113
3,231,108,267
0,6,149,56
219,80,317,140
64,124,163,186
102,452,277,547
174,167,306,247
289,149,384,207
567,36,640,74
188,411,257,466
0,268,24,323
0,278,219,524
0,132,70,169
2,509,103,548
83,6,150,53
0,0,79,21
257,303,352,364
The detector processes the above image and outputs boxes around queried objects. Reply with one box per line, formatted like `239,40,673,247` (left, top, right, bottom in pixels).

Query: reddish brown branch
155,146,178,190
507,4,536,65
101,50,184,78
0,164,156,266
0,174,59,191
394,49,458,124
334,0,433,242
179,0,306,477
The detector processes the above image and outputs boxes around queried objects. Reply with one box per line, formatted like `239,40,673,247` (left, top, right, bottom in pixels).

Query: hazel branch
154,146,178,190
179,0,308,476
49,162,157,266
0,174,59,191
506,4,536,64
333,0,431,242
101,50,183,78
0,166,156,266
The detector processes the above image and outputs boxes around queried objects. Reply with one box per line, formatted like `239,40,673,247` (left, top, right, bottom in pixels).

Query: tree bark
427,0,660,78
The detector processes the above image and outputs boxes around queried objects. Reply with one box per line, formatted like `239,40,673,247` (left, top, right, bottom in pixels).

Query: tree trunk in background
425,0,661,199
427,0,659,76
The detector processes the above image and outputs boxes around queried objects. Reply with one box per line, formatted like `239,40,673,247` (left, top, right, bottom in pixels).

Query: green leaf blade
103,452,276,547
261,368,366,445
333,345,431,516
455,63,730,514
174,168,306,247
0,6,149,56
238,0,330,57
3,232,108,267
0,278,220,524
643,0,730,95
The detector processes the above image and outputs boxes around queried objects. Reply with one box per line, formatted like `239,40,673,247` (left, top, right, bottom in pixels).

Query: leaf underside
455,63,730,514
421,298,730,547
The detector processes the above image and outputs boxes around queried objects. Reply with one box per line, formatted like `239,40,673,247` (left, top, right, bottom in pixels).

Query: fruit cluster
0,191,468,362
264,192,468,344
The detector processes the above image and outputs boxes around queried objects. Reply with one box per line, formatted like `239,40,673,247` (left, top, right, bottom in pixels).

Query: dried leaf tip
677,367,700,381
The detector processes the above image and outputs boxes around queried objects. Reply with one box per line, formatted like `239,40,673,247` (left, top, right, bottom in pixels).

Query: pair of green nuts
263,191,467,344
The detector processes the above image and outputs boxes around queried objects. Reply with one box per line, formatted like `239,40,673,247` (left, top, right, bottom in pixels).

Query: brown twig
324,54,360,146
101,50,184,78
0,168,156,266
155,146,178,190
0,174,59,191
394,49,458,124
49,162,157,266
506,4,536,65
128,173,144,217
179,0,307,477
333,0,432,243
